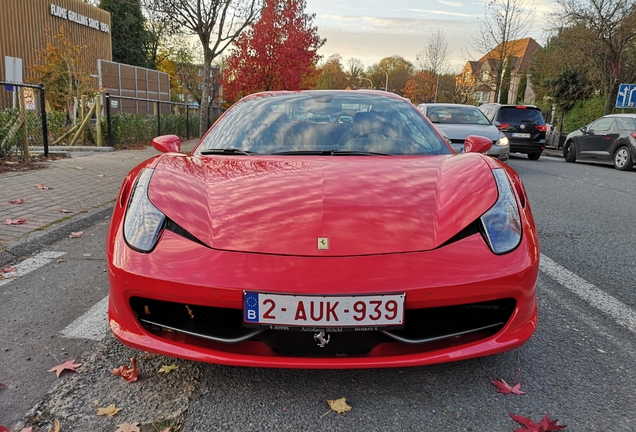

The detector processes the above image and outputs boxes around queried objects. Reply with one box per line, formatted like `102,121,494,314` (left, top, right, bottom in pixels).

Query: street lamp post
361,77,374,89
380,68,389,91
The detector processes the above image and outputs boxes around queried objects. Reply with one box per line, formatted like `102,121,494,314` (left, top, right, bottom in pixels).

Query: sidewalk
0,139,198,266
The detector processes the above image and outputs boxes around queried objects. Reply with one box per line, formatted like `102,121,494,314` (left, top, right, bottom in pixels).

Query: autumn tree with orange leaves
222,0,325,104
402,70,437,105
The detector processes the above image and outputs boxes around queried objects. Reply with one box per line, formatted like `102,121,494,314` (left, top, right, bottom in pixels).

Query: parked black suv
479,104,546,160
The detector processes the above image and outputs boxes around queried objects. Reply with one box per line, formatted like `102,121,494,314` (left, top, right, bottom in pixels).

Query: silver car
418,103,510,162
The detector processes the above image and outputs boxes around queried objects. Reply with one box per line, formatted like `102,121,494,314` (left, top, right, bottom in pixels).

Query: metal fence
0,81,49,156
1,84,226,156
104,93,224,147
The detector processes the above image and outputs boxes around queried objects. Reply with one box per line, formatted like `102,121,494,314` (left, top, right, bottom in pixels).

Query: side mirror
492,120,501,127
152,135,181,153
464,135,493,154
580,126,588,134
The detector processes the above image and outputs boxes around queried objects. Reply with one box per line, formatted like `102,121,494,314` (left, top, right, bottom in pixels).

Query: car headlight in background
481,169,522,254
495,136,509,146
124,168,166,252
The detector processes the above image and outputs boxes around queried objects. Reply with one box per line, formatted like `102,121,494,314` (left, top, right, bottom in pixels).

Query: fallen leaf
97,403,122,417
115,422,140,432
0,382,4,387
75,166,84,170
159,428,171,432
69,231,83,238
83,253,93,257
492,378,526,395
48,359,82,377
56,259,66,264
2,267,17,273
8,198,24,204
34,184,53,189
60,209,73,213
48,419,61,432
158,364,179,374
98,174,105,177
4,218,26,225
0,426,8,432
327,397,352,414
112,358,138,382
510,413,567,432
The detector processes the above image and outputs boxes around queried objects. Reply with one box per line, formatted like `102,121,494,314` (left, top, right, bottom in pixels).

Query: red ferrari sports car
107,90,539,369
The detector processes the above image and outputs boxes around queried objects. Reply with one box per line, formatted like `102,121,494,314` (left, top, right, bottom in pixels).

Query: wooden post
80,95,86,145
69,104,95,146
95,94,102,146
18,87,30,160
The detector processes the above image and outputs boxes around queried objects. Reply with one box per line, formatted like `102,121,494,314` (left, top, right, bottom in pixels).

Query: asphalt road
1,153,635,431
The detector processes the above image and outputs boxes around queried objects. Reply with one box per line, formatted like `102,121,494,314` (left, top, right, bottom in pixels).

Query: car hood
148,154,498,256
433,124,502,141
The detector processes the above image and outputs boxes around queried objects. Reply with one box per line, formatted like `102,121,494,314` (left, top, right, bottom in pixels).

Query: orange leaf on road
34,184,53,189
115,423,140,432
326,397,352,414
112,358,139,382
48,419,61,432
4,218,26,225
60,209,73,213
97,403,122,417
48,359,82,377
2,268,17,273
69,231,83,238
8,198,24,204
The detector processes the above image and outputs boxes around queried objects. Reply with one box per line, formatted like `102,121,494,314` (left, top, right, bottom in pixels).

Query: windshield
198,92,451,156
497,107,545,124
426,106,491,125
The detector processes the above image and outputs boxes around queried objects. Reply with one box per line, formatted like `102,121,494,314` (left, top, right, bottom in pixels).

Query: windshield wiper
199,148,258,155
270,150,391,156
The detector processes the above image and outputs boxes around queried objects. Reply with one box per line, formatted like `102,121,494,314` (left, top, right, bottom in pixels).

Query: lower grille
130,297,516,356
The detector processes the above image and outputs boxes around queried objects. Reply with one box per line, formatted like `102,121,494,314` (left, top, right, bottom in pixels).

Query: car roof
242,89,409,103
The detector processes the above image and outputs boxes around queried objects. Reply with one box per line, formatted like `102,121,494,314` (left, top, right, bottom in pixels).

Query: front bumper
108,220,539,369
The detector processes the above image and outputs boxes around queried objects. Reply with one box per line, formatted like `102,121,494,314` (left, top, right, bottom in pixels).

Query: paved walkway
0,140,198,264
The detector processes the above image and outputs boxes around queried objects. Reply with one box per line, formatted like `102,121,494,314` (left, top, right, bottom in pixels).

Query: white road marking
540,254,636,334
0,251,66,287
60,295,109,340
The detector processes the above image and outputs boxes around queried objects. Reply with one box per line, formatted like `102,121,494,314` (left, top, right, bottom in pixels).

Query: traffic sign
616,84,636,108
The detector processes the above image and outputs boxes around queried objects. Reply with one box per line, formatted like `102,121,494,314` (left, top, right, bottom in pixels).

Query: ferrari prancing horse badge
317,237,329,250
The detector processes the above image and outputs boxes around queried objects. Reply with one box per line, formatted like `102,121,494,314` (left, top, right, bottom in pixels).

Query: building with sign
1,0,112,84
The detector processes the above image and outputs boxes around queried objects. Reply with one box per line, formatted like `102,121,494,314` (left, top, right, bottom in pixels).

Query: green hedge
105,112,201,148
562,97,636,133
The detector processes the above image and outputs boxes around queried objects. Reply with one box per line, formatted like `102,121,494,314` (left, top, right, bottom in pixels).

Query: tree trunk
605,84,618,115
200,48,212,137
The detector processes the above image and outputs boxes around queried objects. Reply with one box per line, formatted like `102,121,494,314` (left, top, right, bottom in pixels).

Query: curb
0,201,114,267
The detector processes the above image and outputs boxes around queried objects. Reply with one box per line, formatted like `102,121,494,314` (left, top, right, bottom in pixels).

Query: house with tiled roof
457,37,541,105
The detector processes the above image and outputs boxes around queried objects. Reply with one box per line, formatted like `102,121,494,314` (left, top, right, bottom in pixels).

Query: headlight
495,136,509,146
123,168,166,252
480,169,521,254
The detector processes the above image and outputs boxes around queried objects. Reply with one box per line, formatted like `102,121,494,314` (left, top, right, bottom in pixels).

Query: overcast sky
304,0,555,72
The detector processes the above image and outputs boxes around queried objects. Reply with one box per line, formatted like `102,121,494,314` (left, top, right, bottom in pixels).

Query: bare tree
417,28,450,102
345,58,365,88
144,0,261,135
553,0,636,114
470,0,534,101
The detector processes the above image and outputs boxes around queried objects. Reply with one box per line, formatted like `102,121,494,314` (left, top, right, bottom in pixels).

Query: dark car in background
418,103,510,162
479,104,547,160
563,114,636,171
